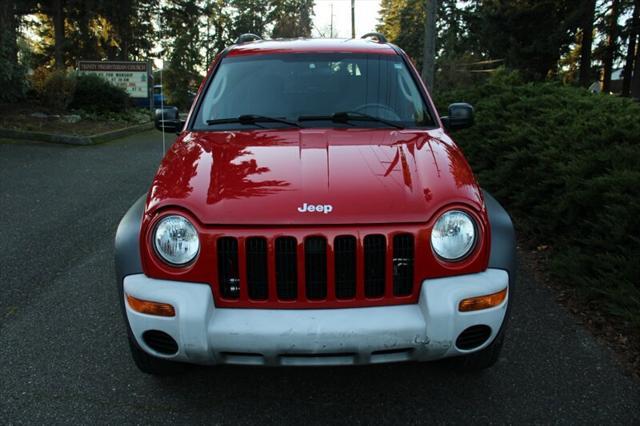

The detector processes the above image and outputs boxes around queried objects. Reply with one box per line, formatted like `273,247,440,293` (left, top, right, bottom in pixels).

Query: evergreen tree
377,0,425,67
230,0,269,39
469,0,582,80
270,0,315,38
621,0,638,96
161,0,205,107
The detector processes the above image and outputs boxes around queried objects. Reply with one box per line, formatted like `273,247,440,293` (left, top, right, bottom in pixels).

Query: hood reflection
205,143,289,204
147,128,484,226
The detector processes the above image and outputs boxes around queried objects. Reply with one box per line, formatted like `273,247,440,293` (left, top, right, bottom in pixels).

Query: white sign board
77,61,150,99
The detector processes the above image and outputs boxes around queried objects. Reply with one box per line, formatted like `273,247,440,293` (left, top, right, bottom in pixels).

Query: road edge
0,122,153,145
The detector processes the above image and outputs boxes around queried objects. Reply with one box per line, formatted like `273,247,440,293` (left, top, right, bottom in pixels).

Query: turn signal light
126,294,175,317
459,288,508,312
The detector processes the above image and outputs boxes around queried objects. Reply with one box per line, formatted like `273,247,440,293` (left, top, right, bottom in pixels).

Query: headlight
431,210,476,261
153,215,200,265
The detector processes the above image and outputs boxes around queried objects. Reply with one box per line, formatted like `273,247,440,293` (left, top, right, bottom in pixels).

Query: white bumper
124,269,509,366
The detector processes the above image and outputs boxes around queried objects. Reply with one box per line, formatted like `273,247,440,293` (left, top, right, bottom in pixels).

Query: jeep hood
146,129,484,225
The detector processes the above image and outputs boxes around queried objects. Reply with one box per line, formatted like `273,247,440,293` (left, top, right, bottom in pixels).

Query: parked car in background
116,34,516,375
152,84,166,108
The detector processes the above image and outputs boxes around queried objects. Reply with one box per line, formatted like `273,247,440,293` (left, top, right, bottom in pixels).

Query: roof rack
361,32,387,43
235,33,262,44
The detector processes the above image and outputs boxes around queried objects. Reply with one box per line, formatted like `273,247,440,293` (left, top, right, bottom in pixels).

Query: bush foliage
436,73,640,324
40,70,77,111
69,74,131,113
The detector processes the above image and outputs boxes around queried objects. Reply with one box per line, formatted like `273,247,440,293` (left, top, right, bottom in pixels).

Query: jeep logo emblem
297,203,333,214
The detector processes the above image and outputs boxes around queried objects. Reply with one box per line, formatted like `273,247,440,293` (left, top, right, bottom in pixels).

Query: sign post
77,61,152,109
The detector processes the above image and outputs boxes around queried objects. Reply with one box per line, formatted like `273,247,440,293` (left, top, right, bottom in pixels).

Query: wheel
127,333,186,376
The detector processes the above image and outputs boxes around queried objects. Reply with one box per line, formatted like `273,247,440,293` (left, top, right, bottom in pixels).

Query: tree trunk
632,30,640,99
602,0,620,93
0,0,18,66
117,0,133,60
421,0,437,91
579,0,596,86
52,0,65,69
622,0,639,96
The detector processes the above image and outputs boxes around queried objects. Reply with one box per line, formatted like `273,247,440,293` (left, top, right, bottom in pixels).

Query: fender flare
114,195,146,300
483,190,517,289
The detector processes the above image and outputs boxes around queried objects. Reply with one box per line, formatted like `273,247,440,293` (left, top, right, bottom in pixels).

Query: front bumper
123,269,509,366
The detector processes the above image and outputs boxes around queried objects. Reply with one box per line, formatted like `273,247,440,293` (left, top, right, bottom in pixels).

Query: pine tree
230,0,269,39
270,0,315,39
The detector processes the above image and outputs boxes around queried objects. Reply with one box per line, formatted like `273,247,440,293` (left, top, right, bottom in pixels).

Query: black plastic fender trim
115,195,146,294
483,190,517,289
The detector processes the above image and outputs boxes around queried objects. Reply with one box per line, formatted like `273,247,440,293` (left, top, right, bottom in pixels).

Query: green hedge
69,74,131,113
436,73,640,324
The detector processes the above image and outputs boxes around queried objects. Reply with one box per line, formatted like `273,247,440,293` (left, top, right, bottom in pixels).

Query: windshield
194,53,434,130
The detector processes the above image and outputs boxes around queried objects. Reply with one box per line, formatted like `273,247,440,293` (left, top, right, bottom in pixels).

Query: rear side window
194,53,434,129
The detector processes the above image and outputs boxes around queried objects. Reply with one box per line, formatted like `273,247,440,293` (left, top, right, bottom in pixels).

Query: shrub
436,73,640,325
40,69,77,111
69,74,131,113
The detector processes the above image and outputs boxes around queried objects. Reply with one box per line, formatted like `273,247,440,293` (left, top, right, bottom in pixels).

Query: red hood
145,128,484,225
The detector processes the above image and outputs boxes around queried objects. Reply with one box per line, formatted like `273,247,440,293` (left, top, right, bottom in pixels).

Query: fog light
126,294,175,317
459,288,507,312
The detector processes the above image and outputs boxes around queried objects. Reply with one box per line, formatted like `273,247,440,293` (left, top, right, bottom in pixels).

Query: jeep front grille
275,236,297,300
393,234,414,296
217,237,240,299
305,237,328,300
246,237,268,300
364,234,386,298
215,232,417,307
334,235,357,299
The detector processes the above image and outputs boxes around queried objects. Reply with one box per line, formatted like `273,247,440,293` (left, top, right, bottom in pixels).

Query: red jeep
115,34,516,375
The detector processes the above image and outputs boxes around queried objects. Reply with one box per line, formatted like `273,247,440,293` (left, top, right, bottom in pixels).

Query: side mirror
441,103,474,131
154,106,183,134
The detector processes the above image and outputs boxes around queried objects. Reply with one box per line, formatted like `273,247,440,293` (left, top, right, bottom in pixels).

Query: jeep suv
115,34,516,375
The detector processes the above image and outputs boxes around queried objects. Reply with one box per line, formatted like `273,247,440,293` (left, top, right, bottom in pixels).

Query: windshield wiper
298,111,404,129
206,114,301,128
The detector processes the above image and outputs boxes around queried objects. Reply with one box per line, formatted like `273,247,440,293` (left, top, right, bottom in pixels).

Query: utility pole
330,3,334,38
205,1,211,66
421,0,437,91
351,0,356,38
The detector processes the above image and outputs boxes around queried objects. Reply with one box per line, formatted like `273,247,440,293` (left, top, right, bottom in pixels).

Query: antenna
158,5,166,155
160,62,166,154
330,3,334,38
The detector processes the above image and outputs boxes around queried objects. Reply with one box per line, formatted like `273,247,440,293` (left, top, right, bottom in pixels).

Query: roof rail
235,33,262,44
361,32,387,43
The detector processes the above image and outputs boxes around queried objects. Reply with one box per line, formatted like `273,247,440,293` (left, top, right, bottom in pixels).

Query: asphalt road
1,131,639,424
